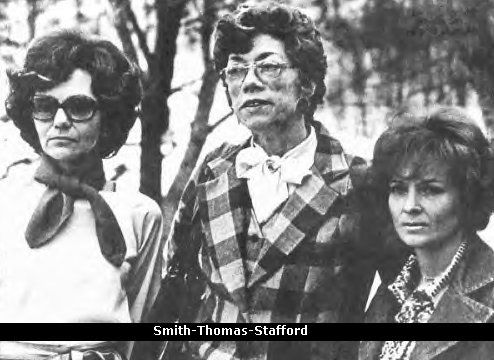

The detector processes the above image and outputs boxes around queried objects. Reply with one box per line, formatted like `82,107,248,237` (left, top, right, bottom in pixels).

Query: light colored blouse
0,169,164,357
235,126,318,223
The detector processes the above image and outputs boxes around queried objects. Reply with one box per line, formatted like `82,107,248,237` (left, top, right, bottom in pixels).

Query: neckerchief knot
25,154,126,267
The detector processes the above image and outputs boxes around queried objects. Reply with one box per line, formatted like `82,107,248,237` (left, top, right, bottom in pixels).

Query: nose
52,108,71,129
241,65,263,93
402,187,421,214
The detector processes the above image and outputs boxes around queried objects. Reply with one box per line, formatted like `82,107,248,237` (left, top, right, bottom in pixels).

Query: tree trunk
161,66,219,235
26,0,39,40
108,0,139,64
161,0,219,236
139,0,187,202
140,83,169,202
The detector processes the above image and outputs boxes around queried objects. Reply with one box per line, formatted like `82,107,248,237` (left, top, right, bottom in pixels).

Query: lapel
195,141,252,310
410,237,494,360
359,283,398,360
247,122,352,286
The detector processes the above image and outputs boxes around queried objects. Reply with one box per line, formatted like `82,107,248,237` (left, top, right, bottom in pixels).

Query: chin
399,233,447,250
45,150,84,163
240,116,275,131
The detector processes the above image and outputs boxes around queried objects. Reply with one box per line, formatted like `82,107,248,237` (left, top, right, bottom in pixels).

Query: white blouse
0,169,164,357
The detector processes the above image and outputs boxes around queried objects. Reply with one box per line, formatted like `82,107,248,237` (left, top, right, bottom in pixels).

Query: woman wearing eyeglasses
0,30,164,359
359,107,494,360
158,2,402,360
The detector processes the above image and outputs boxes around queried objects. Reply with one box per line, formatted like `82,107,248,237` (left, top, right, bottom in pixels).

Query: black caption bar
0,323,491,340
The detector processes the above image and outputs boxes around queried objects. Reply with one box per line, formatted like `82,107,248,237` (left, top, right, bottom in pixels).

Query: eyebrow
390,178,443,184
229,52,282,63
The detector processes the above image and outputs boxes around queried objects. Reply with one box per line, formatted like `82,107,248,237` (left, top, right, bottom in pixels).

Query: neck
253,117,308,157
45,152,99,176
415,231,466,279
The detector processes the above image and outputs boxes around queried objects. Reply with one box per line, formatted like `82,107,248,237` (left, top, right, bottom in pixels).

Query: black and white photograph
0,0,493,359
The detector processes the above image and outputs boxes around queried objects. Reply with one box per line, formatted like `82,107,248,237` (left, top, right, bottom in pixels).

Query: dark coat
359,236,494,360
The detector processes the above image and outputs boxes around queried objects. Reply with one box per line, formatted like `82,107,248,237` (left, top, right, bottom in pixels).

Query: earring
296,97,309,114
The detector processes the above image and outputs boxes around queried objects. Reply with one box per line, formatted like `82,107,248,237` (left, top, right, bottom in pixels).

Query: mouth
240,99,272,109
401,222,428,230
49,136,76,142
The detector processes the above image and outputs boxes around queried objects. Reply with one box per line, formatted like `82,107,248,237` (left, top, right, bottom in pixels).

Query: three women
2,2,494,360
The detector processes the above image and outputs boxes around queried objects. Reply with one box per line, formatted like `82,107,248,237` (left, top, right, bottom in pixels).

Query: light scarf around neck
25,154,127,267
379,241,467,360
236,126,317,223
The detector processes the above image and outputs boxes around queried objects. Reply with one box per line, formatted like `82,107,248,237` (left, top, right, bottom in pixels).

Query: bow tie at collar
236,127,317,185
236,146,311,184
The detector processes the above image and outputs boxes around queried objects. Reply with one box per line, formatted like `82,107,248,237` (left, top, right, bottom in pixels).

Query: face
388,161,463,250
33,69,101,163
224,33,304,132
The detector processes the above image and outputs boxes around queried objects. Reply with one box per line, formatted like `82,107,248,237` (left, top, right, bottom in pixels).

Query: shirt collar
236,126,317,180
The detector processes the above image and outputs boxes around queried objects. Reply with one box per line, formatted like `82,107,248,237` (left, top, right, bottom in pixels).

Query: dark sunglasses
32,95,99,123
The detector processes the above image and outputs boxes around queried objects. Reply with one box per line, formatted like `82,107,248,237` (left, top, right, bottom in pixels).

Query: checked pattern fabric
164,121,377,360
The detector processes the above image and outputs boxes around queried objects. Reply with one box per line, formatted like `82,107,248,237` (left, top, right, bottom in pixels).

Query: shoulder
101,186,163,224
458,237,494,292
0,165,45,209
345,154,368,189
204,142,244,163
101,187,163,252
196,141,248,181
313,121,346,155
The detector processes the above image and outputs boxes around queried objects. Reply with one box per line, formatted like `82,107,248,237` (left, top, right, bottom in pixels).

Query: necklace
420,241,467,298
379,241,468,360
388,240,468,318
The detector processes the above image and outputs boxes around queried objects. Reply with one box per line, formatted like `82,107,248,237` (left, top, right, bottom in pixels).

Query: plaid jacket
164,121,390,360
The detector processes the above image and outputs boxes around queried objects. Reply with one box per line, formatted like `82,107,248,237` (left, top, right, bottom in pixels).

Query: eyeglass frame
31,94,100,123
220,61,296,85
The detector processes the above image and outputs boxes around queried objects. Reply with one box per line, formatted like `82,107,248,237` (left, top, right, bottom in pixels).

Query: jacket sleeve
126,197,165,323
164,142,235,277
163,173,200,279
148,143,239,325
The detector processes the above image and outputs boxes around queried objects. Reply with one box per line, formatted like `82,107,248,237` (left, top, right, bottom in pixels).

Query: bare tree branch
182,15,202,27
207,110,233,133
109,164,128,181
26,0,40,40
169,77,202,94
108,0,139,64
124,0,153,64
0,35,24,47
0,158,36,180
138,0,188,202
160,0,219,236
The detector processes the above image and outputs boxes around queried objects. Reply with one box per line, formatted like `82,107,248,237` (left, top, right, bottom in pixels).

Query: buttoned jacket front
360,236,494,360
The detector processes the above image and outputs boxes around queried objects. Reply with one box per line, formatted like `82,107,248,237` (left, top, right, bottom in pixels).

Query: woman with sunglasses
359,107,494,360
0,30,164,359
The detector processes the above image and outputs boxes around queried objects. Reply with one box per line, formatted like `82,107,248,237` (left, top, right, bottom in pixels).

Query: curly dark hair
5,29,142,158
370,106,494,234
213,1,327,123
